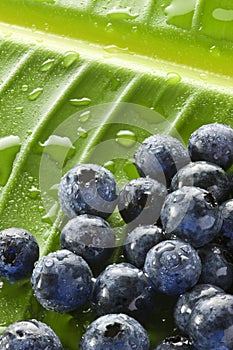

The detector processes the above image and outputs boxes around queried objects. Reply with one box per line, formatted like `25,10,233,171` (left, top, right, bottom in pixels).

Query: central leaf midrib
0,21,233,92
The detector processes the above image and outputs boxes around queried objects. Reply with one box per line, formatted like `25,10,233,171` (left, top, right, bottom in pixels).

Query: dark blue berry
171,161,231,203
134,134,190,187
91,262,154,321
220,199,233,252
0,228,39,281
174,284,224,333
31,249,93,313
79,313,150,350
160,186,222,248
154,335,194,349
188,293,233,350
58,164,118,219
188,123,233,170
198,244,233,291
0,319,62,349
144,240,201,296
118,177,167,225
60,214,115,266
124,225,164,268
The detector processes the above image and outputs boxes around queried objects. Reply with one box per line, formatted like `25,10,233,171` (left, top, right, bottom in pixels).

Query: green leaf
0,0,233,348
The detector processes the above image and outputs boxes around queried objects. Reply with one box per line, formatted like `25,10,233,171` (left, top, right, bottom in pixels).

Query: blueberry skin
154,335,194,349
188,293,233,350
188,123,233,170
171,161,231,204
60,215,115,266
220,199,233,252
91,263,154,321
124,225,164,268
174,284,224,333
198,244,233,291
144,240,202,296
0,319,62,349
134,134,190,187
0,228,39,281
58,164,118,219
160,186,222,248
79,313,150,350
31,249,93,313
118,177,167,225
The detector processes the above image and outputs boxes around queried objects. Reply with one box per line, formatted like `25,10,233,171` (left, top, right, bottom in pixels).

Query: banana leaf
0,0,233,348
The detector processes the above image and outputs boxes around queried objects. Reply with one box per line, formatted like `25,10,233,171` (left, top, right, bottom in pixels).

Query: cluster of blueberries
1,122,233,349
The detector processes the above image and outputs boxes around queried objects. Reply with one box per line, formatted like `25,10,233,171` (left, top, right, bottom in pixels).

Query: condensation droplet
40,58,55,72
69,97,91,106
62,51,79,68
115,130,137,147
77,127,88,138
28,88,43,101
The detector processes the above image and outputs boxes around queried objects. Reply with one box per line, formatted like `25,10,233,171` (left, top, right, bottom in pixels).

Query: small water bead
107,7,139,20
29,186,41,199
15,106,24,114
21,84,28,92
166,72,181,85
62,51,79,68
165,0,196,20
40,135,75,165
40,58,55,72
77,127,88,138
69,98,91,106
115,130,137,147
28,88,43,101
0,135,21,186
103,160,116,174
212,8,233,21
79,110,91,123
104,45,129,54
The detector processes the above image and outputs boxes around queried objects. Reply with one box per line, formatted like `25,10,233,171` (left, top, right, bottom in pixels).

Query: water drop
115,130,137,147
28,87,43,101
40,58,55,72
42,202,59,224
0,136,21,186
212,8,233,21
166,72,181,84
39,135,75,165
104,45,129,54
107,7,139,20
77,127,88,138
69,97,91,106
15,106,24,114
29,186,41,199
79,110,91,123
104,160,116,174
165,0,196,20
22,84,28,92
62,51,79,68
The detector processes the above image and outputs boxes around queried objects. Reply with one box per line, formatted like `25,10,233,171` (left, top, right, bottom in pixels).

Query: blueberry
144,240,201,296
60,214,115,266
188,293,233,350
174,284,224,333
160,186,222,248
220,199,233,252
58,164,118,219
0,228,39,281
0,319,62,349
134,134,190,187
197,244,233,291
79,313,150,350
124,225,164,268
154,335,194,349
171,161,231,203
91,262,154,321
118,177,167,225
31,249,93,313
188,123,233,170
